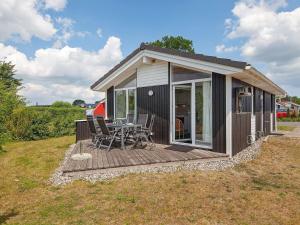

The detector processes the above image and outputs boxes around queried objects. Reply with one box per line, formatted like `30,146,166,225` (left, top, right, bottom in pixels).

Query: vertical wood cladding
263,91,272,135
212,73,226,154
254,88,263,135
136,85,170,144
231,78,252,155
106,86,114,119
76,121,91,142
232,113,251,155
232,78,252,113
271,94,276,130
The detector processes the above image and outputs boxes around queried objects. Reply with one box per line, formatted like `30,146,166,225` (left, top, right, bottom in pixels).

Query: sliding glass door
174,85,191,142
195,81,212,146
172,80,212,148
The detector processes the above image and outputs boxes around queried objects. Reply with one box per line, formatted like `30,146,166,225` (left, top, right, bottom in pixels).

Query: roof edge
91,43,248,90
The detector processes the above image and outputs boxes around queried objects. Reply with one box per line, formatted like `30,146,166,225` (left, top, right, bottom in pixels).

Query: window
115,88,136,119
172,66,211,82
128,89,136,114
115,90,127,118
114,73,137,119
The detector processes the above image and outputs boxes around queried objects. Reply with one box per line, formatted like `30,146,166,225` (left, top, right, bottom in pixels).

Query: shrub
51,101,72,108
7,106,86,140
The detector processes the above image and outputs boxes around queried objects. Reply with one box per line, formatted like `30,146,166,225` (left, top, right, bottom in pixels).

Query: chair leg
107,133,118,151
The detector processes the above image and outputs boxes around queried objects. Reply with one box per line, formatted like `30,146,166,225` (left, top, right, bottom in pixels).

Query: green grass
277,125,296,131
0,136,300,224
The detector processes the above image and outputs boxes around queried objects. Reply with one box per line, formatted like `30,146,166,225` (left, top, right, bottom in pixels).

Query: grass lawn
277,125,296,132
0,136,299,225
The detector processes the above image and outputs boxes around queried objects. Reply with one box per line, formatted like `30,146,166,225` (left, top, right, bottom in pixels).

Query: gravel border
50,137,265,186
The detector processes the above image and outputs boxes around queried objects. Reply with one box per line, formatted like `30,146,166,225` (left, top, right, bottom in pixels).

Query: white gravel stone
50,137,266,186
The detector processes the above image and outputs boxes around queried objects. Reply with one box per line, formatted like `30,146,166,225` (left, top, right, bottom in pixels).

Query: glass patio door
195,81,212,146
174,84,192,142
173,80,212,148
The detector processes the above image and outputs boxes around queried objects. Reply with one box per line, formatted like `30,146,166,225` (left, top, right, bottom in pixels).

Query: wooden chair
175,118,184,139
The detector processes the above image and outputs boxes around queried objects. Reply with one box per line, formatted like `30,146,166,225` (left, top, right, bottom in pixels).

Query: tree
0,61,24,151
72,99,86,107
0,60,21,89
52,101,72,108
148,35,195,53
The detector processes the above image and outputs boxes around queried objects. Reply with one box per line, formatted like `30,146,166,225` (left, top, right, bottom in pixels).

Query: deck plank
62,140,228,173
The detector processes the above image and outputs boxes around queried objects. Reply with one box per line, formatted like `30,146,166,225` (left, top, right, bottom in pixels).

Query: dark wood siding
254,88,263,136
137,85,170,144
232,78,252,112
232,113,251,156
76,121,91,142
263,91,272,135
212,73,226,154
107,86,114,119
271,94,276,130
231,78,252,155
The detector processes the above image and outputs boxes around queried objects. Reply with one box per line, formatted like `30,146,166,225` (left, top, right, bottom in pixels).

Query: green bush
7,106,86,141
51,101,72,108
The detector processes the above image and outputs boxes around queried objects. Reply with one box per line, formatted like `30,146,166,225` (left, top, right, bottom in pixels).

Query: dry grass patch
0,136,299,224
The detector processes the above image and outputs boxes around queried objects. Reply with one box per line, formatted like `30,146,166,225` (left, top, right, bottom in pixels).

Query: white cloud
52,17,89,48
0,0,58,42
216,44,238,53
221,0,300,95
0,37,123,104
96,28,103,38
44,0,67,11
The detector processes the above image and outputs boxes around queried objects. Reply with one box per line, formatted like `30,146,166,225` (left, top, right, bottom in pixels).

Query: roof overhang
92,49,244,92
231,66,286,96
91,47,286,96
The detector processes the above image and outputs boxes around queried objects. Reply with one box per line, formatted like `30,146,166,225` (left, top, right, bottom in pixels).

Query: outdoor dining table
106,122,143,150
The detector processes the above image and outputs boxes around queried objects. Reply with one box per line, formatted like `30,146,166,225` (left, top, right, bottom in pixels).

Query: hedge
7,106,86,141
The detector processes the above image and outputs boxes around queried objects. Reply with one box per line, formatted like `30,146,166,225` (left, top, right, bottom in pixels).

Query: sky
0,0,300,105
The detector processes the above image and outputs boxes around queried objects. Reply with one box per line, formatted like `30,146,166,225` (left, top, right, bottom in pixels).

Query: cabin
88,43,285,157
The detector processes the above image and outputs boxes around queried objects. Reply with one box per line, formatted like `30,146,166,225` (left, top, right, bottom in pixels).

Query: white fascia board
144,50,243,75
92,49,244,92
92,51,144,91
245,66,286,96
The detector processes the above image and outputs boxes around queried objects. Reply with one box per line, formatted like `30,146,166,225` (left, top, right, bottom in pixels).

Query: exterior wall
212,73,226,154
106,86,114,119
231,78,252,155
254,87,263,136
137,61,168,87
263,91,272,135
136,84,170,144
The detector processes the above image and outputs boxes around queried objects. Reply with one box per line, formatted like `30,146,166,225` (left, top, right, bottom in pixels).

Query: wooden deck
62,140,228,173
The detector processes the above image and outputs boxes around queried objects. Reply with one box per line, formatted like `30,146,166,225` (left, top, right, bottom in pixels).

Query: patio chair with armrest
127,113,135,124
133,114,156,150
96,116,120,151
137,113,148,128
86,115,103,148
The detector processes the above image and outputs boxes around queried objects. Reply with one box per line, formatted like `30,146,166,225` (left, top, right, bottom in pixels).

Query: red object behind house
93,101,105,117
276,111,287,118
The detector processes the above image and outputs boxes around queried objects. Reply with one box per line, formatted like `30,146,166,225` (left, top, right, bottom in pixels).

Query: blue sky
1,0,300,104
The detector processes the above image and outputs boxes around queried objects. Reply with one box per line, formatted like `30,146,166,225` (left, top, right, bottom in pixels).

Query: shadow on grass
0,209,18,224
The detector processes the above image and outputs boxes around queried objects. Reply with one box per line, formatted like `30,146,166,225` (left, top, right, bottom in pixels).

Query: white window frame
114,87,136,119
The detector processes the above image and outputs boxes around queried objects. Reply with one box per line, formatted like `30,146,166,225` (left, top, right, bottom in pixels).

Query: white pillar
226,76,233,157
